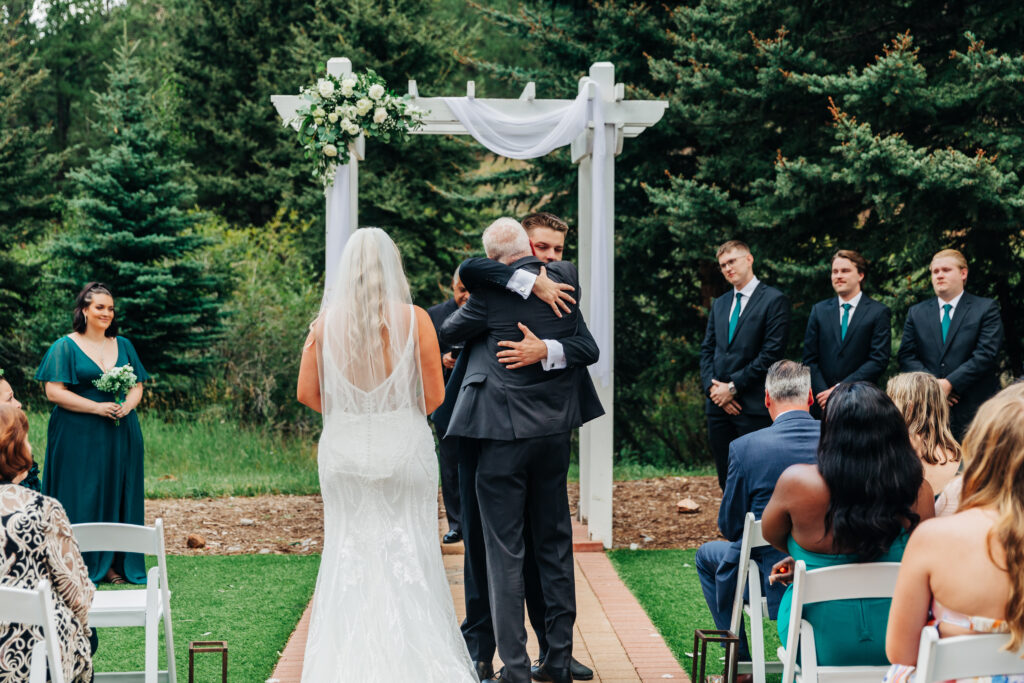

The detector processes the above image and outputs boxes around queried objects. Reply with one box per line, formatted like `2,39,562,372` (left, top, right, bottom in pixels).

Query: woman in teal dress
36,282,150,585
761,382,935,665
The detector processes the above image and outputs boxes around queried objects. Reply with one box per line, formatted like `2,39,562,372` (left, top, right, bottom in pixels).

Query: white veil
313,227,424,479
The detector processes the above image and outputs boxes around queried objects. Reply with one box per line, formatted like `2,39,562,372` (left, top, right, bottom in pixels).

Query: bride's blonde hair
958,383,1024,651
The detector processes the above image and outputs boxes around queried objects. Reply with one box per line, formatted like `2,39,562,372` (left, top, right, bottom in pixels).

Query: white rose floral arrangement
293,68,423,187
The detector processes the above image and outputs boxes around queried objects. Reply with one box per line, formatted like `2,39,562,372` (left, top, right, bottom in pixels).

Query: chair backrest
914,625,1024,681
730,512,771,630
0,581,65,683
779,560,901,683
72,519,163,556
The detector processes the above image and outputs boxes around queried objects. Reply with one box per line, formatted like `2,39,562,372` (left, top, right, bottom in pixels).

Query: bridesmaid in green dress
36,282,150,585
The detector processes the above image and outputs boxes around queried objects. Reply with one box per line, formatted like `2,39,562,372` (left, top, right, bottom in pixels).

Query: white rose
317,79,335,99
356,98,373,115
323,144,338,157
347,122,361,136
373,107,388,124
314,106,326,118
368,83,385,101
328,112,339,123
340,83,354,97
346,106,358,119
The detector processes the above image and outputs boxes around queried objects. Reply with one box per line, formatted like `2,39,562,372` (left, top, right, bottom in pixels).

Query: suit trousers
477,433,576,683
458,438,495,663
439,435,461,534
707,412,773,489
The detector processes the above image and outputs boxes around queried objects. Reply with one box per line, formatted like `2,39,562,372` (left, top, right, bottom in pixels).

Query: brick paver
268,518,690,682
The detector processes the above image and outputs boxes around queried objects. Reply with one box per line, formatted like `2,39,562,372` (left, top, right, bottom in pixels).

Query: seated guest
885,384,1024,680
0,404,95,682
762,383,934,666
887,372,963,515
0,370,40,491
696,360,819,664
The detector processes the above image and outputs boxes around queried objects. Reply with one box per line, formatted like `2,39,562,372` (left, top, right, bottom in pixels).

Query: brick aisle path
269,519,690,683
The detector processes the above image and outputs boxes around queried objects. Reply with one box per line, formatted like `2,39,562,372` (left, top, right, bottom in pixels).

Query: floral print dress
0,484,95,682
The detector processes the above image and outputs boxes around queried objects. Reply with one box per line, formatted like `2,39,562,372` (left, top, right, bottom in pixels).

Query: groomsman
700,240,790,489
898,249,1004,438
802,250,891,414
428,269,470,544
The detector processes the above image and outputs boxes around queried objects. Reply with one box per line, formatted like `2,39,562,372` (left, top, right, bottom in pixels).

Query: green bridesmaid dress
36,335,151,585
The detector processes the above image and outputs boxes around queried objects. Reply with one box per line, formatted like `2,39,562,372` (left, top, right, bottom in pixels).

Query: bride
296,228,477,681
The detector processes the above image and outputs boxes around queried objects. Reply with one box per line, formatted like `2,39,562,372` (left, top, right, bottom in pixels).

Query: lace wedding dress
301,228,476,682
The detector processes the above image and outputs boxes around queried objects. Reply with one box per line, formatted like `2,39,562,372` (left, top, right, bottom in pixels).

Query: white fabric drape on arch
443,82,612,387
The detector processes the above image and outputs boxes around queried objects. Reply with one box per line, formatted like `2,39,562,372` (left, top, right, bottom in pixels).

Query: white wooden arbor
273,58,666,547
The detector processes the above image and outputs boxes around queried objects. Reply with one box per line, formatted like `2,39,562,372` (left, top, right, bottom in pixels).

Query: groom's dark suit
441,255,603,683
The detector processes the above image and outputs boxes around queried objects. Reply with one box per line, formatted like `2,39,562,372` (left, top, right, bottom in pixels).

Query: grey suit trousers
476,433,575,683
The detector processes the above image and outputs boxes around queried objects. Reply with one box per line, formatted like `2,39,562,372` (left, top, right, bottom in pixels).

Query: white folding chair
914,625,1024,681
728,512,783,683
777,560,901,683
72,519,176,683
0,580,66,683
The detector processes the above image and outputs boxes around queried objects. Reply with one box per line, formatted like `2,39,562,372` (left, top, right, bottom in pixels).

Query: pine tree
53,36,227,386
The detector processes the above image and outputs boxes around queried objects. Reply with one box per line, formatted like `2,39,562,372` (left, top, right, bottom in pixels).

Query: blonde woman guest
887,372,963,515
0,370,41,491
0,404,95,682
884,383,1024,681
36,282,150,585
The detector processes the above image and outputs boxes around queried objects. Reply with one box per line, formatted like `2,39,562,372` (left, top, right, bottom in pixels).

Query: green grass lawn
93,554,320,681
608,548,781,678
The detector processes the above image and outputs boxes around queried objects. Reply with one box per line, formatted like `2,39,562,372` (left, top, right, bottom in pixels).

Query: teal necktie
941,303,953,342
840,303,852,340
728,292,743,343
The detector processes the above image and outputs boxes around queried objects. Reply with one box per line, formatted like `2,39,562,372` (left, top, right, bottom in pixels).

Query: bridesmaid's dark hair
818,382,923,560
72,282,118,337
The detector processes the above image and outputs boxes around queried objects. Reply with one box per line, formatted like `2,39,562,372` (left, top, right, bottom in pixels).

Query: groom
441,218,603,683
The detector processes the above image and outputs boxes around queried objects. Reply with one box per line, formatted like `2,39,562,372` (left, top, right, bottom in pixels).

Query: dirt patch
147,476,724,556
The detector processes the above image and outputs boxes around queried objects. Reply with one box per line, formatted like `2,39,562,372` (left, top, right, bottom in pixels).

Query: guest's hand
532,266,576,318
723,399,742,416
497,323,546,369
938,378,959,406
709,380,733,407
768,556,795,586
442,352,456,369
94,401,122,420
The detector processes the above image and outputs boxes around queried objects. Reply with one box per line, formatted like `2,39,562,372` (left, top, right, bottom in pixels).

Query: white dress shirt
837,290,863,326
937,291,964,322
728,277,760,319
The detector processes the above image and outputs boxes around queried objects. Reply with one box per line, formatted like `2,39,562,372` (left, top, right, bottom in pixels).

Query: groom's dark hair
521,212,568,235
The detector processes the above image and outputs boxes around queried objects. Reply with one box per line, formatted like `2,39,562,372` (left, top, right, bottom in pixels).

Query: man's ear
764,391,771,411
806,389,814,408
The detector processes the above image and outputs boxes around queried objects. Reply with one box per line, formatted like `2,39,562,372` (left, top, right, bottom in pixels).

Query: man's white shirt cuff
541,340,567,371
506,269,537,300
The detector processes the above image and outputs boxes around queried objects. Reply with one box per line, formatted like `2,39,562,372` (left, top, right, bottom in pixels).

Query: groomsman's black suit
427,298,462,538
441,256,603,683
699,281,790,489
898,292,1004,438
802,294,891,413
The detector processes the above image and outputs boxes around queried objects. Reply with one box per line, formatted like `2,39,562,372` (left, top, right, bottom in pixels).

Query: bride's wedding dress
301,229,476,682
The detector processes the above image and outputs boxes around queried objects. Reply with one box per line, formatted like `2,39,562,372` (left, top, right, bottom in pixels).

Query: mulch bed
145,476,725,556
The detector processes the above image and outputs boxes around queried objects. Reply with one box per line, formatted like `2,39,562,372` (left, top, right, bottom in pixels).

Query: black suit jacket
898,291,1004,434
802,294,891,395
699,282,791,416
440,256,604,441
427,298,460,384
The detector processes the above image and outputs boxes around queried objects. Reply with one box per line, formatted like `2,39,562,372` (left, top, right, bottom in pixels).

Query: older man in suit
696,360,820,664
898,249,1004,438
441,218,603,683
802,250,891,415
700,240,791,489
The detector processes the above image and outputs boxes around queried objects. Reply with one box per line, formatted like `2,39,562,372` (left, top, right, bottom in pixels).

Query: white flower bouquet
93,365,138,426
293,68,424,187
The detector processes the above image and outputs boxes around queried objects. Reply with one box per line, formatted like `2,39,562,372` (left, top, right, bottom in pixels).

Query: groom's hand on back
532,266,576,317
497,322,547,369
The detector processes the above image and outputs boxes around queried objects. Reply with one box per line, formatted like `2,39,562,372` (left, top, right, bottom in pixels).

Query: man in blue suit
696,360,820,663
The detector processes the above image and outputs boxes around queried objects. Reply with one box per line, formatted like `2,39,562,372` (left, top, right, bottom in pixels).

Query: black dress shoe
443,529,463,544
474,661,494,681
532,657,594,681
530,661,571,683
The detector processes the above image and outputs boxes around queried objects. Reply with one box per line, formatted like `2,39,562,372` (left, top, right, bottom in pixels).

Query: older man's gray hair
764,360,811,403
482,217,532,264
